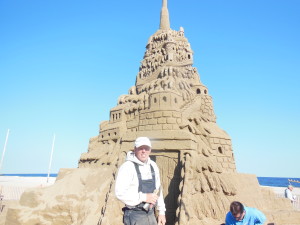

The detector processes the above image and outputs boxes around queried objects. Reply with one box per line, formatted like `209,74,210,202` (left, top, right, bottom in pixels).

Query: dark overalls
123,162,157,225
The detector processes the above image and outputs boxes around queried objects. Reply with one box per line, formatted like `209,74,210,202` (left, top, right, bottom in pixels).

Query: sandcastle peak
160,0,171,30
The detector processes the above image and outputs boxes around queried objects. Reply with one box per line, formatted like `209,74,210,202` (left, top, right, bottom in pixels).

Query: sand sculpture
5,0,300,225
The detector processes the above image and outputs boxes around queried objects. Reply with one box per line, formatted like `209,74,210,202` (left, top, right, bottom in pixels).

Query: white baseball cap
135,137,152,148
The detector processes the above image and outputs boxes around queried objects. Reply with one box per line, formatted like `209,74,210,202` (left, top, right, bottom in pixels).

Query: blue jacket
225,206,266,225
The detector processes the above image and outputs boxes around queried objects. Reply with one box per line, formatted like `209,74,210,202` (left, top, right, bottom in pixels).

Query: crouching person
225,201,266,225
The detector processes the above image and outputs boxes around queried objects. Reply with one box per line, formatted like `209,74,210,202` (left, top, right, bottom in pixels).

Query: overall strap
133,162,156,192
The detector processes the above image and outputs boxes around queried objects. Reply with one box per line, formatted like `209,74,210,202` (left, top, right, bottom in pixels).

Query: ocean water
257,177,300,188
2,174,300,188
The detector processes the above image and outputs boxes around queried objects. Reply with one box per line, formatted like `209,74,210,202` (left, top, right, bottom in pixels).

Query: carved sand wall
5,0,300,225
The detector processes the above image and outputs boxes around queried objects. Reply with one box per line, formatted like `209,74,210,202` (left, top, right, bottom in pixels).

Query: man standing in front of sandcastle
115,137,166,225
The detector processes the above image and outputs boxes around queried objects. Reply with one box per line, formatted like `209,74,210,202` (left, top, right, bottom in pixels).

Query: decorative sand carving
5,0,300,224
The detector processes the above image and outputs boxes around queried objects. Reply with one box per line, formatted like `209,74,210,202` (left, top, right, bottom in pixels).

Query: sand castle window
188,54,191,59
108,133,110,136
114,132,117,135
163,96,167,102
204,90,207,94
154,97,157,103
174,98,177,103
119,113,121,118
197,88,201,94
113,114,115,120
218,147,223,154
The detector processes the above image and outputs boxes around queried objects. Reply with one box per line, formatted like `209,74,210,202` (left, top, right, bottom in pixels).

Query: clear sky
0,0,299,178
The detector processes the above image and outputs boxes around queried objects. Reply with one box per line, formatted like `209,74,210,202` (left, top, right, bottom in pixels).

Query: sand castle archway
151,149,181,224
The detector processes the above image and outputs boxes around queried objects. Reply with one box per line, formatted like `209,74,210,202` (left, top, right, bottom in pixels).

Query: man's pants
123,208,157,225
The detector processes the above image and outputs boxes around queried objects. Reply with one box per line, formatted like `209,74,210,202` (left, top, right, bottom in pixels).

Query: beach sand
0,176,56,224
0,176,56,200
261,185,300,196
1,176,299,201
0,177,299,224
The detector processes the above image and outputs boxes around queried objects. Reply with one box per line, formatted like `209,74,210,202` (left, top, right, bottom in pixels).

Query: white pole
0,129,10,174
47,133,55,183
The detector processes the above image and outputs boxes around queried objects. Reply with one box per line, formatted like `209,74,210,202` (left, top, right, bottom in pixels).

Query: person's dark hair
230,201,244,216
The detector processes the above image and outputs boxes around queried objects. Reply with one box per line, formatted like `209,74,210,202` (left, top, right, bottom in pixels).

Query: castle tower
82,0,238,223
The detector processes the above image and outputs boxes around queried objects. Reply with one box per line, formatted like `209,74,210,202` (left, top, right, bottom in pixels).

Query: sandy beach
0,176,56,224
261,185,300,196
1,176,299,198
0,176,299,224
0,176,56,200
1,176,299,201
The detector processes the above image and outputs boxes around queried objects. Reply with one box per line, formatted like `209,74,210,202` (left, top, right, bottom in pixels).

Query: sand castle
4,1,300,224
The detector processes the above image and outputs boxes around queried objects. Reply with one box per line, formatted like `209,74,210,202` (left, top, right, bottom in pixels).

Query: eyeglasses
233,211,245,221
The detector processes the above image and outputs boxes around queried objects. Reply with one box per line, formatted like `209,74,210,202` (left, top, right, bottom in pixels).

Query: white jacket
115,151,166,215
285,188,296,202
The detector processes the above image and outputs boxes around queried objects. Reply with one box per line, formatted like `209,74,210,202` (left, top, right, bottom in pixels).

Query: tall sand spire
160,0,170,30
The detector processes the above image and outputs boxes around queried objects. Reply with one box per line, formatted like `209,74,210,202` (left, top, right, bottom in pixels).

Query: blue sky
0,0,299,177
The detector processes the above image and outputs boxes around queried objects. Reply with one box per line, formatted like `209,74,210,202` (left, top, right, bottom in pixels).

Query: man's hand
146,193,158,205
158,215,166,225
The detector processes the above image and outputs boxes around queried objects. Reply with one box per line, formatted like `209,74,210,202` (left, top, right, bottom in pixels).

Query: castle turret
160,0,170,30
